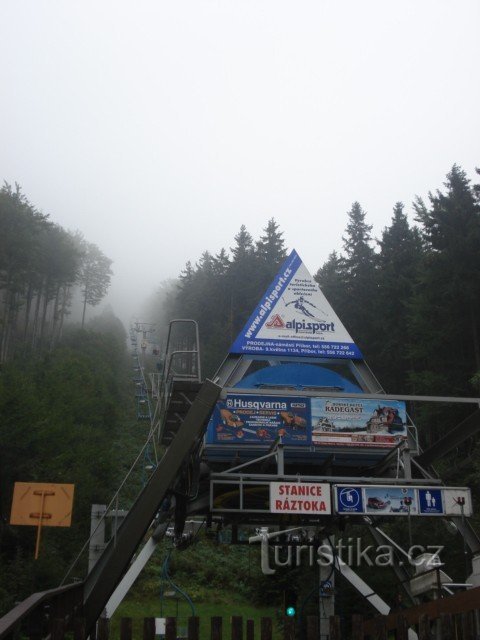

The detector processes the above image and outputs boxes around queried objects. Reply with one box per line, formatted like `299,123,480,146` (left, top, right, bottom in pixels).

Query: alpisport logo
285,319,335,335
266,314,285,329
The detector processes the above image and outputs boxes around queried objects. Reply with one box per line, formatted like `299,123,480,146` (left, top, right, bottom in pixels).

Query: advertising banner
230,250,363,359
207,395,407,449
311,397,407,448
208,394,310,445
364,486,417,515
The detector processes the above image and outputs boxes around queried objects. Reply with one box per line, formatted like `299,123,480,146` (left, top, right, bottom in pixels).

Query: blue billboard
206,394,310,445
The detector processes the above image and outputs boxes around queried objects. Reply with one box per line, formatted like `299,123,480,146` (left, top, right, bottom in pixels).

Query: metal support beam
213,354,252,387
83,380,221,635
221,386,480,405
211,471,443,485
403,447,412,480
319,545,385,612
349,360,385,394
450,516,480,555
318,542,418,639
88,504,106,573
104,510,173,618
367,524,417,605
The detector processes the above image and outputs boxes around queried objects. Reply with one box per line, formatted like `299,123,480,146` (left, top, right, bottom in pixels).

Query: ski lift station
1,249,480,640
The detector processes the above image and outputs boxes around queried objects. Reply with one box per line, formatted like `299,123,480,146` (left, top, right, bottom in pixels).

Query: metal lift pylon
197,249,480,624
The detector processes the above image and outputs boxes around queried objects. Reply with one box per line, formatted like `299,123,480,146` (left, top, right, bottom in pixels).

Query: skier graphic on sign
285,296,324,318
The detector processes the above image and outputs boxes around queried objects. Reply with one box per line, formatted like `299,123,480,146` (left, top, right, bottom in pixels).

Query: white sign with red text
270,482,331,514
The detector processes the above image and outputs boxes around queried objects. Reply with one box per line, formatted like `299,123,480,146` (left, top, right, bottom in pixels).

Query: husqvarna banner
207,394,311,445
206,394,407,448
230,250,363,359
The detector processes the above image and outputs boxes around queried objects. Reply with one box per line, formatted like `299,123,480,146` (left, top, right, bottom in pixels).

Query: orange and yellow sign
10,482,75,558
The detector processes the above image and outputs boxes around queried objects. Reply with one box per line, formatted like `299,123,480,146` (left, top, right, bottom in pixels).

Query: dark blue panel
234,363,362,393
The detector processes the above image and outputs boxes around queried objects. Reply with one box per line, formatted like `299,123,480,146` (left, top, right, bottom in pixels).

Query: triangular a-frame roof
230,249,363,360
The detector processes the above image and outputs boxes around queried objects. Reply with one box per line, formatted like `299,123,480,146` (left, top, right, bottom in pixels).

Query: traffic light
284,588,297,617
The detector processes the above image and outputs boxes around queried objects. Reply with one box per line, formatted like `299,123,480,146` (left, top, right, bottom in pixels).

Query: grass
111,592,283,639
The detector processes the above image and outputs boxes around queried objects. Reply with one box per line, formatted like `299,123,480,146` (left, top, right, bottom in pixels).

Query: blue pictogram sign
336,487,363,513
418,489,443,515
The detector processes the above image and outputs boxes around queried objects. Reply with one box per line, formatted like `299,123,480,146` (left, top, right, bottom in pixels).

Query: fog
1,1,479,325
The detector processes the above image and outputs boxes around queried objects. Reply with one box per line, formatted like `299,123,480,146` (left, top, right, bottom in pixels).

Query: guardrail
0,581,83,640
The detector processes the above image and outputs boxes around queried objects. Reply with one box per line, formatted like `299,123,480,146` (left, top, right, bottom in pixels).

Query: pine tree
231,225,254,261
256,218,287,267
228,225,260,336
212,249,230,278
340,202,378,356
410,165,480,394
314,251,347,311
374,202,423,390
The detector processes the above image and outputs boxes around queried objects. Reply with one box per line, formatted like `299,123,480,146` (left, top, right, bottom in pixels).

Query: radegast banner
311,398,407,448
206,395,407,448
230,250,363,359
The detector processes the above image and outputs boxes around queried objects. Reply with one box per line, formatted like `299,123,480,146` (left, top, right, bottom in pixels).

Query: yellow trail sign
10,482,75,559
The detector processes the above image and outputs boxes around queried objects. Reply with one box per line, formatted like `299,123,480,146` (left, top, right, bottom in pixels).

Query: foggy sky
1,1,479,325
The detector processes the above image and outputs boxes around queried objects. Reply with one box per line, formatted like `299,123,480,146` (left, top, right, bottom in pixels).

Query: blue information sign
336,487,363,513
418,489,443,515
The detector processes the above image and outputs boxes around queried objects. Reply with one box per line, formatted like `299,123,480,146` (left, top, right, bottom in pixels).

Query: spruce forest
1,164,480,617
0,184,134,613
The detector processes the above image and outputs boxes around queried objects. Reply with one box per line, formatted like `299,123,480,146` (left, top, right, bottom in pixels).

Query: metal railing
155,320,201,443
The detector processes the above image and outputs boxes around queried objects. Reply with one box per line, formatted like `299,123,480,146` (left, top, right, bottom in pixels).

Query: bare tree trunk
31,280,44,351
0,287,12,363
57,285,71,342
10,293,21,360
471,309,480,370
39,278,52,347
81,281,88,329
0,292,20,363
0,271,13,360
0,323,10,363
23,281,35,347
49,285,61,350
471,307,480,392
